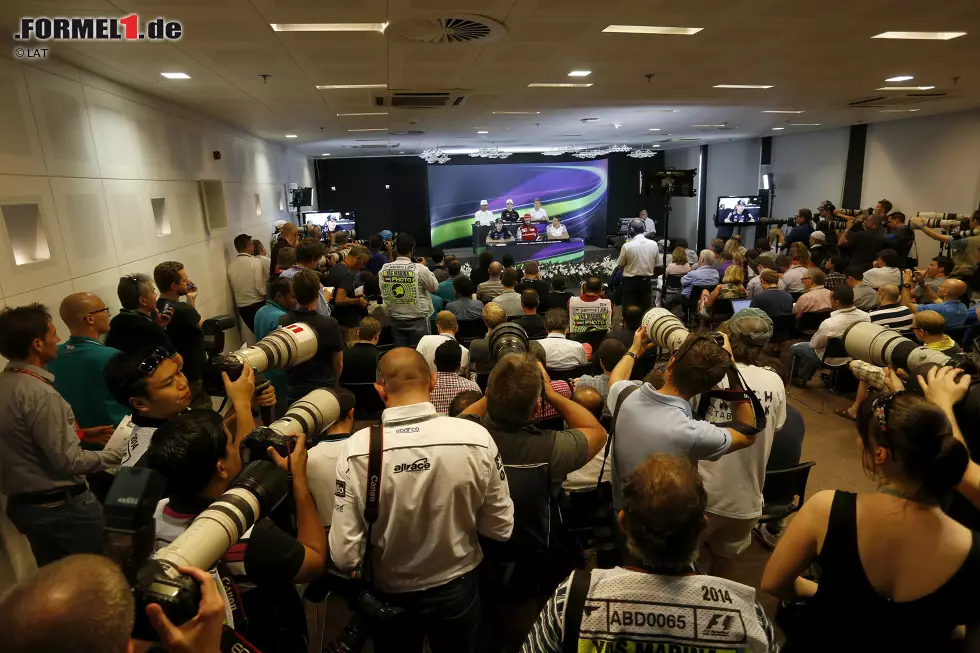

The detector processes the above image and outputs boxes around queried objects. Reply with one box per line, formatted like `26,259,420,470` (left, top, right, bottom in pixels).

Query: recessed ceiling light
321,153,330,156
885,75,914,82
790,123,823,126
271,23,387,32
876,85,936,91
336,112,388,116
348,128,388,132
872,31,966,40
492,111,541,115
648,128,661,131
477,130,489,134
316,84,387,90
763,110,805,114
771,127,785,131
880,108,921,112
691,124,727,128
285,134,298,138
398,151,405,154
527,83,593,88
602,25,702,35
635,109,680,113
652,144,660,147
714,84,773,89
161,72,190,79
568,70,592,77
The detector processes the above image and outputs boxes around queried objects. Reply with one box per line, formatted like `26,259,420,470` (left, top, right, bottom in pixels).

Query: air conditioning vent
389,130,425,136
352,144,391,149
374,92,470,108
385,15,506,45
848,92,948,108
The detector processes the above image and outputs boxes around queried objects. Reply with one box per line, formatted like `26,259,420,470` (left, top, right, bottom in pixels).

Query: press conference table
481,238,585,265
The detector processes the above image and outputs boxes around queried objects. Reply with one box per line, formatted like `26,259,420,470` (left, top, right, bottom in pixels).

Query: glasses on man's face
88,306,110,315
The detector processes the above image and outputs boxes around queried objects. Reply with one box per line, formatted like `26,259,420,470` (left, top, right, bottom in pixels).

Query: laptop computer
731,299,752,313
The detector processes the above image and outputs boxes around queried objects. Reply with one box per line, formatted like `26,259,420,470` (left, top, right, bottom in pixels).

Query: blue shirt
917,300,969,328
680,266,720,297
48,336,129,433
436,277,459,305
253,301,288,340
785,223,813,249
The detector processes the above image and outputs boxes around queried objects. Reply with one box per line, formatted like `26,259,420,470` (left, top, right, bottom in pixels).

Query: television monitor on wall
715,196,762,226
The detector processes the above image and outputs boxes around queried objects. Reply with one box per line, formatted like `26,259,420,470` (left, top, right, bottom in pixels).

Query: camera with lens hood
202,323,319,397
842,322,976,379
241,388,341,463
760,217,796,227
914,212,973,231
104,460,290,642
489,322,530,361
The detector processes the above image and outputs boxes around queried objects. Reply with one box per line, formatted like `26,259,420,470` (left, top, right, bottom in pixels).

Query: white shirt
547,224,569,239
305,434,351,527
862,266,901,289
227,253,268,307
696,363,787,519
810,306,871,363
416,333,470,373
530,207,548,221
617,234,659,278
538,333,588,370
643,217,656,235
329,402,514,593
563,438,611,491
474,209,495,226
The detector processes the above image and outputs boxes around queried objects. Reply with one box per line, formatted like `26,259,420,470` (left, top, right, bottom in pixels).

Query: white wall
770,128,849,219
0,57,314,346
863,109,980,264
0,57,312,585
663,146,701,249
703,139,762,245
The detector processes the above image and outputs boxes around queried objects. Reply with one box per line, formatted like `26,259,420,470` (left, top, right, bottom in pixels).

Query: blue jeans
7,489,105,567
789,342,826,381
391,317,430,348
373,569,483,653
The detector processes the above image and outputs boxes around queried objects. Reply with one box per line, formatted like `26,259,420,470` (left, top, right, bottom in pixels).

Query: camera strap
596,384,640,489
362,423,384,585
695,364,767,436
561,569,593,653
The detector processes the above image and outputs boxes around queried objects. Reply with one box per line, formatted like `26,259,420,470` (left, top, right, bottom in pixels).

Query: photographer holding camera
329,348,514,653
606,323,760,491
900,268,969,327
912,210,980,271
145,409,326,653
0,554,226,653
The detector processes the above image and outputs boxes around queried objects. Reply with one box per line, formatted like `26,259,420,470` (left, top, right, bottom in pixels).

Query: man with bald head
270,221,299,278
330,348,513,653
900,269,969,327
48,293,129,440
0,554,225,653
478,260,505,301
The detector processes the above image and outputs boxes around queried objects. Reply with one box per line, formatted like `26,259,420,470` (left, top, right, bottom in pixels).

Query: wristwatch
626,351,638,361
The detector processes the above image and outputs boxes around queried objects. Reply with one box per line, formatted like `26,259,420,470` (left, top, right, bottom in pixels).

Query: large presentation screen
427,160,608,248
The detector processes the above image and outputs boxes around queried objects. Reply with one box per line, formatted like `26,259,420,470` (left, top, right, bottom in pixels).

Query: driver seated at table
487,218,515,244
518,215,539,242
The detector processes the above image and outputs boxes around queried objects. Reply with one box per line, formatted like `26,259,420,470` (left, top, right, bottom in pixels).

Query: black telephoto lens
326,614,371,653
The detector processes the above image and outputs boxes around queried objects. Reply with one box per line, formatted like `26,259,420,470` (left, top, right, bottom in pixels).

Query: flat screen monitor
715,196,762,226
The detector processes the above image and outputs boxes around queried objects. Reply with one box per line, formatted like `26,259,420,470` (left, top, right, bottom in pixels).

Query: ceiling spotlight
771,127,785,131
271,23,387,32
876,86,936,91
648,128,661,131
872,31,966,40
316,84,387,90
714,84,773,89
527,83,593,88
885,75,914,82
602,25,702,35
320,153,330,156
763,110,804,114
161,72,190,79
568,70,592,77
285,134,298,138
477,130,489,134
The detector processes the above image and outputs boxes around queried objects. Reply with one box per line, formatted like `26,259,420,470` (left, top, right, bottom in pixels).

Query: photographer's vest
380,258,432,320
569,296,612,334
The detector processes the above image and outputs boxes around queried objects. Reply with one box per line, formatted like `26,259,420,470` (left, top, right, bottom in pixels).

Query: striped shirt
870,303,914,333
429,372,481,415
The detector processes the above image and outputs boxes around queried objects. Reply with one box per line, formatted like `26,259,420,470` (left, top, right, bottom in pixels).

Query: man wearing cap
698,309,786,579
474,200,495,226
817,200,836,223
518,215,539,242
227,233,269,334
501,199,521,223
808,231,829,268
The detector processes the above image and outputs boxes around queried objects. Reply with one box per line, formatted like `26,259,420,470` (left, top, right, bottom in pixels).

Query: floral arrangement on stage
522,256,618,283
460,262,473,278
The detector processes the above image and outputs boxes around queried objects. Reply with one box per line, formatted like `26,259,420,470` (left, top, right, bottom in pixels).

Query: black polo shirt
159,299,205,381
325,262,365,328
513,314,547,339
105,309,174,355
340,342,382,384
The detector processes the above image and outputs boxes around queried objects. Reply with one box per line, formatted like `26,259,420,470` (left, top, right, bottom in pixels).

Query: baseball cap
817,200,836,212
727,308,773,345
506,198,514,204
480,199,488,205
810,230,826,242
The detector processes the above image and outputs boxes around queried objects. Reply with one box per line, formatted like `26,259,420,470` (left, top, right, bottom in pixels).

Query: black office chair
788,337,850,414
686,284,717,326
945,324,970,345
796,310,831,337
789,291,804,302
455,318,486,346
376,325,394,348
572,330,607,371
547,364,591,382
758,462,816,525
341,381,385,420
769,313,798,351
705,298,734,326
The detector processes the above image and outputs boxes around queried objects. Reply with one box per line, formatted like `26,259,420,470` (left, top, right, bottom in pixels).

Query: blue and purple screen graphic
427,161,608,248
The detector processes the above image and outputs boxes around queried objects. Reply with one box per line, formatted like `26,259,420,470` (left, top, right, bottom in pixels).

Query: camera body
842,322,974,379
241,388,341,463
203,323,319,396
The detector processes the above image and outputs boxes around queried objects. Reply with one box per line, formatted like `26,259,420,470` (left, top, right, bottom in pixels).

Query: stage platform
444,244,614,267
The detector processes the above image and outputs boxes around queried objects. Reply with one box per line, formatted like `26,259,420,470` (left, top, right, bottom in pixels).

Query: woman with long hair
762,367,980,651
666,247,691,276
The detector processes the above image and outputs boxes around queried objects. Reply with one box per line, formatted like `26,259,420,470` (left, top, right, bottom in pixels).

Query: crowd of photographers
2,208,980,653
